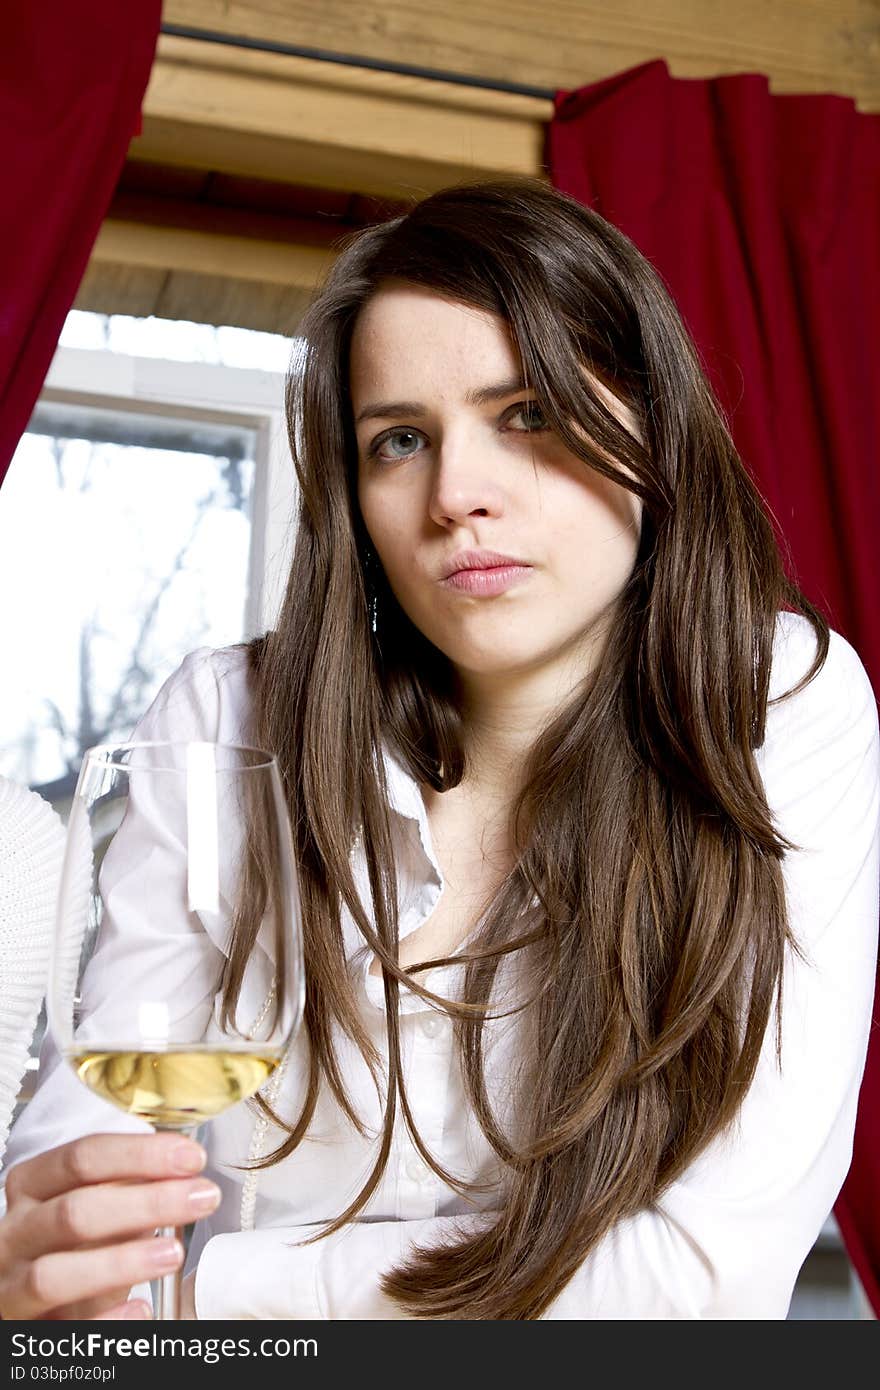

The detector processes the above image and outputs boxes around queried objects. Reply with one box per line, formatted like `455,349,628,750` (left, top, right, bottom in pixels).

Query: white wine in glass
47,741,304,1320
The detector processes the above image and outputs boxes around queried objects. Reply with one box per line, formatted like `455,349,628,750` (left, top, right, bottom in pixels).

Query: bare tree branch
75,618,102,753
30,463,230,802
102,484,220,734
41,697,68,743
50,436,65,490
49,435,95,493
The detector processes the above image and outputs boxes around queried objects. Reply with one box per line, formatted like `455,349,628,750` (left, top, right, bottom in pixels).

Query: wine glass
47,741,304,1320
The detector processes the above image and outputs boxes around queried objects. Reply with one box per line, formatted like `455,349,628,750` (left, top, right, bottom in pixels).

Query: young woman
1,176,878,1321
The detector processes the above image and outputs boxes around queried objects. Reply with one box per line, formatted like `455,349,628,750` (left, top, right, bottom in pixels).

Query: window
0,312,296,804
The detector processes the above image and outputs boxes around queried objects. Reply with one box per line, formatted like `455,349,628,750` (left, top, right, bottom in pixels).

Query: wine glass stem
153,1123,196,1320
156,1225,184,1319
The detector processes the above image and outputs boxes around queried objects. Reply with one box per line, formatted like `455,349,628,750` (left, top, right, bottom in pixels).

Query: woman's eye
507,401,548,431
368,428,423,462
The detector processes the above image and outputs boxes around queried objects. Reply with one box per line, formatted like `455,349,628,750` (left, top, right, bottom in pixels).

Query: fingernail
172,1142,206,1175
149,1238,184,1271
187,1180,221,1211
120,1301,152,1320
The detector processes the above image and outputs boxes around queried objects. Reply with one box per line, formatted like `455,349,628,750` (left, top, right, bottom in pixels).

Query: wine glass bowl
47,741,304,1318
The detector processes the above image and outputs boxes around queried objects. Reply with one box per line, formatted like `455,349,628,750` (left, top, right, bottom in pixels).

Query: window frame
41,343,296,637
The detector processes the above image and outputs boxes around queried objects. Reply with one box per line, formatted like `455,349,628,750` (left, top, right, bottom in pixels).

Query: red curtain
547,58,880,1315
0,1,163,486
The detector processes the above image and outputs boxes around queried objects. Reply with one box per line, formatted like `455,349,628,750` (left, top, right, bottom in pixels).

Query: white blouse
2,609,878,1320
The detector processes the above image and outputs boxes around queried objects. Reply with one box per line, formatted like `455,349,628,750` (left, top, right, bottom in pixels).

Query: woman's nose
427,427,506,526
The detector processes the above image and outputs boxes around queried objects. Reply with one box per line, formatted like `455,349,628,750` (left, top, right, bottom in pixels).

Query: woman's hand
0,1132,220,1320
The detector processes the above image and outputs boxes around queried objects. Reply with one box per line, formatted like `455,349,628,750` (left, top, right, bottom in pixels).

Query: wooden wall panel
74,261,315,336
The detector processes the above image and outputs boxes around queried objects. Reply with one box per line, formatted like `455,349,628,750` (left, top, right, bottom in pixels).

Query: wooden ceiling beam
132,35,553,200
90,215,336,291
160,2,878,113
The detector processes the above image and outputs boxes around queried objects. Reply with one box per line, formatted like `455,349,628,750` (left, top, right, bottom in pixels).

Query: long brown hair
221,176,829,1318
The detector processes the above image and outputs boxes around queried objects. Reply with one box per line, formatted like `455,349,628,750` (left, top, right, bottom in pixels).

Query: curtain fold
547,58,880,1316
0,1,163,485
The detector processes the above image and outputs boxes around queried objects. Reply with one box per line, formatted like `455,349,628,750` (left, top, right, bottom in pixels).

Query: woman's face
351,279,643,690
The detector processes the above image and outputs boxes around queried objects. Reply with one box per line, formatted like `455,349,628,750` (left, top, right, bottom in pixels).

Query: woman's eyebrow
354,374,530,426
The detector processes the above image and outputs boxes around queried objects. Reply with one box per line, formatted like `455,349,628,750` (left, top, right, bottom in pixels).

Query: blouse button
419,1013,443,1038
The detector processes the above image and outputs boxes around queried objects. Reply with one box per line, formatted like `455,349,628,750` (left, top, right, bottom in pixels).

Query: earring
364,544,379,634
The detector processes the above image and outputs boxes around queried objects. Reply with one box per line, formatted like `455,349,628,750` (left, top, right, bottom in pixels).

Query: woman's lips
438,564,534,596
